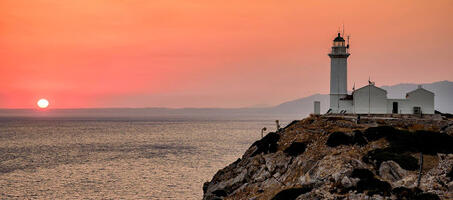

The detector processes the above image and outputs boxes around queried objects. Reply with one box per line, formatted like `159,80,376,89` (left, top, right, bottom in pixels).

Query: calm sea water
0,118,284,199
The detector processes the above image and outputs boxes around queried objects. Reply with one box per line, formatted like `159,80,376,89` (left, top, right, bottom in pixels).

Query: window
413,107,421,114
333,41,345,47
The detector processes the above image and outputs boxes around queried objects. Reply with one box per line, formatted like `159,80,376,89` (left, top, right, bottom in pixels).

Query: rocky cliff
202,115,453,200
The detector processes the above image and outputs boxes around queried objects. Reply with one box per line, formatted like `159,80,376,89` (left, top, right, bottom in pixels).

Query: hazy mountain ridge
1,81,451,119
271,80,453,115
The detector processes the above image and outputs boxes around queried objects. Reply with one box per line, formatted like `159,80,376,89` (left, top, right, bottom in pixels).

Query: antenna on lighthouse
342,23,345,37
347,35,350,49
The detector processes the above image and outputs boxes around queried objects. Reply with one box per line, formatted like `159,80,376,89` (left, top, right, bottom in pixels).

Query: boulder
341,176,353,188
205,169,247,198
251,166,271,182
378,161,407,183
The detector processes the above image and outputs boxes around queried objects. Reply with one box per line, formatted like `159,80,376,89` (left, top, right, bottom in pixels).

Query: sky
1,0,452,109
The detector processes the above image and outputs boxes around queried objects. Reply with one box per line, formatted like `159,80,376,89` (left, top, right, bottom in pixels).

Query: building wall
314,101,321,115
339,99,353,113
329,85,435,115
386,99,411,114
353,85,388,114
330,94,347,113
406,89,435,114
329,57,348,112
330,58,348,95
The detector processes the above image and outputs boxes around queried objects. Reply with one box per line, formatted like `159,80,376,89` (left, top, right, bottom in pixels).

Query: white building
328,33,435,114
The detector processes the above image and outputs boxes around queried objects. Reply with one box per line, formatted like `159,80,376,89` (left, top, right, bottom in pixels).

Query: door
392,102,398,114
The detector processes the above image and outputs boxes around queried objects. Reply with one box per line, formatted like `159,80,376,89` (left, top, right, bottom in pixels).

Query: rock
444,124,453,135
204,169,247,199
203,181,209,193
371,194,384,200
378,161,407,183
231,183,248,196
332,172,342,182
341,176,353,188
448,182,453,192
251,166,270,182
299,174,313,185
263,151,290,175
260,177,281,189
212,189,227,197
203,115,453,199
230,170,247,186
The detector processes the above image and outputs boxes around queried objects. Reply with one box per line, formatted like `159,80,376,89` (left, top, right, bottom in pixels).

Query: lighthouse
328,33,350,113
321,31,434,115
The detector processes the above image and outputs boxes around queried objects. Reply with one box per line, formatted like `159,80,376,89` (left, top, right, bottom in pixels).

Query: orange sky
1,0,452,108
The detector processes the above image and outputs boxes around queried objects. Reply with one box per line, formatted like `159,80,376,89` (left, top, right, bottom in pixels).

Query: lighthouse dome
333,33,345,42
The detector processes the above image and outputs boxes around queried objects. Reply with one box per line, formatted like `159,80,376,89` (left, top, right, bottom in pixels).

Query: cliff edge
203,115,453,200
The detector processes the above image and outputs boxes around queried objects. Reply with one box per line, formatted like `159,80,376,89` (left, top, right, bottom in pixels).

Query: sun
37,98,49,109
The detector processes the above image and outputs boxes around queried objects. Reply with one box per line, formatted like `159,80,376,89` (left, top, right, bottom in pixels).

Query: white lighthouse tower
328,33,350,113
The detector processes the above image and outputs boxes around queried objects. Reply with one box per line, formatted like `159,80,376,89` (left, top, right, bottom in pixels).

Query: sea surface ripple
0,118,278,199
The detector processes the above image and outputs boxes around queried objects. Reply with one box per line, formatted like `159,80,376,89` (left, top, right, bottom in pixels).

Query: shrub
350,168,375,180
363,126,453,155
363,126,399,141
284,142,306,157
350,168,391,196
411,130,453,154
283,120,300,130
416,193,441,200
352,130,368,146
362,148,419,171
392,187,440,200
271,185,313,200
326,132,352,147
392,187,419,199
326,131,368,147
250,132,280,157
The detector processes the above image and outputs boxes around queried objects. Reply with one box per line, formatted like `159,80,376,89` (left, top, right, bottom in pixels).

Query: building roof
354,84,387,94
406,86,435,96
333,33,345,42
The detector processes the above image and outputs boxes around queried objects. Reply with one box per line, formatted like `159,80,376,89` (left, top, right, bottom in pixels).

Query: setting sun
37,99,49,109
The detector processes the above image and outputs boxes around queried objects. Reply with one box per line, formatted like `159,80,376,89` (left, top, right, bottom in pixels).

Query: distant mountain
264,94,329,118
381,80,453,113
1,81,451,119
269,80,453,115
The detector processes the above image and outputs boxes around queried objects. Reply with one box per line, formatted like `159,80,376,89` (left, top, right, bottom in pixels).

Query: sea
0,116,294,199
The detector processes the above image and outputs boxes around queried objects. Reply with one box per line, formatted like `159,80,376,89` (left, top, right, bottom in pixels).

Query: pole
368,83,371,115
417,152,423,187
